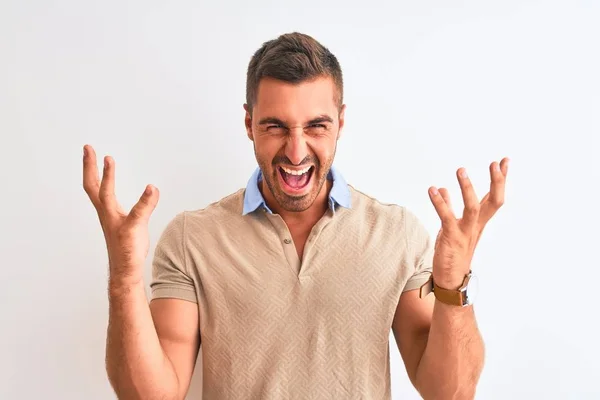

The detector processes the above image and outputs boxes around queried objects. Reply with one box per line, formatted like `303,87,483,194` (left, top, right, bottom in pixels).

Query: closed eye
264,124,288,136
267,124,286,130
306,123,329,135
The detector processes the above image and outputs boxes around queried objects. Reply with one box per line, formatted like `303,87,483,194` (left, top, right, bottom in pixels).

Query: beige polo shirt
150,169,433,399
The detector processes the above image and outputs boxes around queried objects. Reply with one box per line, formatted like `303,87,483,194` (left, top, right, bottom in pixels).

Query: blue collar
242,166,352,215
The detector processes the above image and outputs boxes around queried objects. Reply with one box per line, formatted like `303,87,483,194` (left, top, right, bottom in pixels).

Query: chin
275,193,316,212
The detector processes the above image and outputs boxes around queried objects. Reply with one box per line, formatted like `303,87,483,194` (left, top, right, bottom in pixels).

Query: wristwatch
419,271,479,307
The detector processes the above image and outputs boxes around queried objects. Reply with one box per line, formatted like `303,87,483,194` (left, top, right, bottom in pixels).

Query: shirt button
283,238,292,244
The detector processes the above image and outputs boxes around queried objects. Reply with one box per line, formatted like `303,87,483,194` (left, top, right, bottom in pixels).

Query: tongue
283,170,310,188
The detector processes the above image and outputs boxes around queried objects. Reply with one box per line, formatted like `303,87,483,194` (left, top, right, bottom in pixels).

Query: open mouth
278,165,314,193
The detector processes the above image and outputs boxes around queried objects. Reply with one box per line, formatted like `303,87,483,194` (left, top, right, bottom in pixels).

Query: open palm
82,145,160,288
428,158,509,289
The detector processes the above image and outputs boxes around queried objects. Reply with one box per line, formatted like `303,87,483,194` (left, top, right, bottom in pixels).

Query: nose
284,128,309,166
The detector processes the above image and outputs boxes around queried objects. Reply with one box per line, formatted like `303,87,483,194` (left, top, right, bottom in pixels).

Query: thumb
128,185,159,223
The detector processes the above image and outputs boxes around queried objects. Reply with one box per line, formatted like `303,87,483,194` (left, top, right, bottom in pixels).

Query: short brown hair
245,32,343,114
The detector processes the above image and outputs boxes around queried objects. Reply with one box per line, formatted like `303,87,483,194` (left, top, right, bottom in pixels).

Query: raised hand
82,145,160,290
428,158,509,289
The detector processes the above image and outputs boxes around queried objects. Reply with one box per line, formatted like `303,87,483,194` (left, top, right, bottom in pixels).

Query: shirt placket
265,213,302,276
265,208,336,278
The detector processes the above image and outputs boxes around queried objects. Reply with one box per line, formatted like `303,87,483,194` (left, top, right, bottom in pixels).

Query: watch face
465,274,479,305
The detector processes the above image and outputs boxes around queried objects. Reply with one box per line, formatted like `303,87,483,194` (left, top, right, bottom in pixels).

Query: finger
102,156,129,217
480,192,489,204
127,185,160,224
82,145,101,208
500,157,509,177
438,188,456,218
457,168,480,230
479,159,508,223
428,186,456,227
99,156,118,217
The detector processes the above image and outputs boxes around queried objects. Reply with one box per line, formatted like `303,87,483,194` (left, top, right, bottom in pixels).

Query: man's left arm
393,287,484,399
393,157,509,399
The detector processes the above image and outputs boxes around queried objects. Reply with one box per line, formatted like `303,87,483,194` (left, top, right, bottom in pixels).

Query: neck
262,180,332,228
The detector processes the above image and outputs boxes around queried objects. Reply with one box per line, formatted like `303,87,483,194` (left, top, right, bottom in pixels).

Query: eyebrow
257,114,334,126
307,115,334,125
258,117,286,126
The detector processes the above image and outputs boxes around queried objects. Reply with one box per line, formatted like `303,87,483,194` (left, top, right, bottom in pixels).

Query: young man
83,32,509,399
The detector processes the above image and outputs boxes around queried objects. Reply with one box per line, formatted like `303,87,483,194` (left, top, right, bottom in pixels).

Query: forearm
106,282,179,400
415,301,485,399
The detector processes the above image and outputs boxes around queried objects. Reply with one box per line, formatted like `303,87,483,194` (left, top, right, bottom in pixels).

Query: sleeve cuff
151,286,198,303
403,271,432,292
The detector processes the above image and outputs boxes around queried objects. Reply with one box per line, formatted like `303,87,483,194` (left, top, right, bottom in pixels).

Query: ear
243,103,254,141
337,104,346,140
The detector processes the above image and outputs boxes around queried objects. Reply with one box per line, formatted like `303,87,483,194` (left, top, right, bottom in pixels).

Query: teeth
281,166,311,175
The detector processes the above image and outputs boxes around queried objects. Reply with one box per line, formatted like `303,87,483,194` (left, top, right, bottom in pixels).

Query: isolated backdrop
1,0,599,399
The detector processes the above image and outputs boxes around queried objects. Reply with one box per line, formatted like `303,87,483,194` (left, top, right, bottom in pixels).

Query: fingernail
145,186,152,195
431,187,439,196
460,169,468,179
83,147,87,158
494,163,500,172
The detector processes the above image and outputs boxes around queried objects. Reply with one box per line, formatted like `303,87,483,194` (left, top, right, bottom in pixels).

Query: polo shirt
150,166,434,399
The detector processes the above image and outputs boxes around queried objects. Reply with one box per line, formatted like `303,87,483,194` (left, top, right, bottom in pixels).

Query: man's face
245,76,345,212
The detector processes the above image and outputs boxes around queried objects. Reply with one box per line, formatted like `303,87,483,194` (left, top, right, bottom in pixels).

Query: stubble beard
258,156,333,213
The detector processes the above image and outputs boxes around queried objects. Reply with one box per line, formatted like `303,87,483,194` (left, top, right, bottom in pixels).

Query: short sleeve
402,208,434,292
149,212,198,303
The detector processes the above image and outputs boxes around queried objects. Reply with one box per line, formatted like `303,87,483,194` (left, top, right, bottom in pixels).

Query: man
83,32,509,399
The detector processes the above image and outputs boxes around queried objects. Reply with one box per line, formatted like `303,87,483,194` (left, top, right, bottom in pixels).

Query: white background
1,0,599,399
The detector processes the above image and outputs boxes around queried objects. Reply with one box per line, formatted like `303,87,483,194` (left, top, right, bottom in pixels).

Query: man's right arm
82,145,199,399
106,285,199,400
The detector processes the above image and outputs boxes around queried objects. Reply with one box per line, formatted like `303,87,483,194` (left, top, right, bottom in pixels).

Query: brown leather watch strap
419,273,471,307
432,280,467,306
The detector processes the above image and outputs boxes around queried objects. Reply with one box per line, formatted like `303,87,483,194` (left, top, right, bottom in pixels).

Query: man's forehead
254,77,338,119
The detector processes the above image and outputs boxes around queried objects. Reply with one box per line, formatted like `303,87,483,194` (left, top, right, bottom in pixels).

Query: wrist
432,266,471,290
434,297,475,312
428,269,479,308
108,279,144,298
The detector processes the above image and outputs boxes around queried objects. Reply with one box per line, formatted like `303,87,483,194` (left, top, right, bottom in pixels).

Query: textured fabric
150,181,434,400
242,165,351,215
